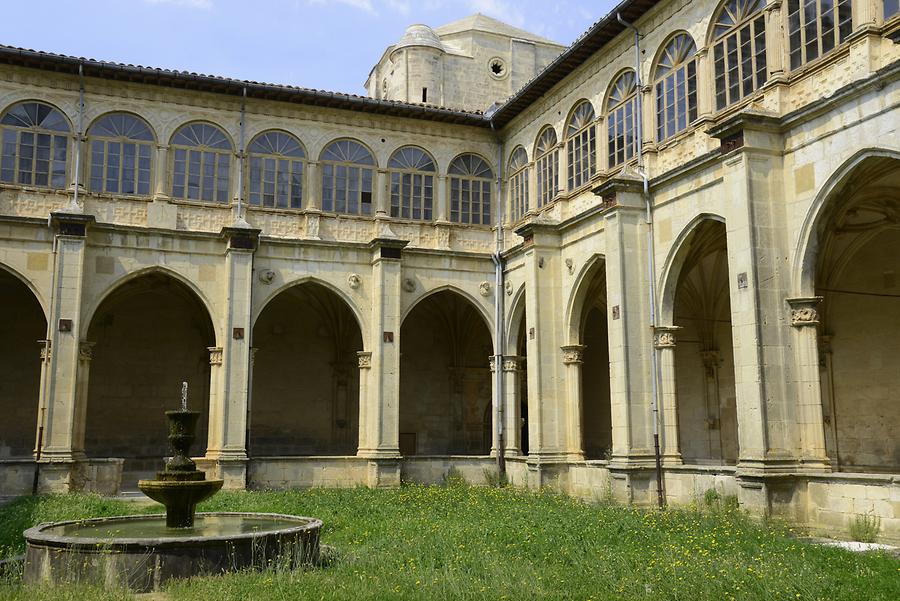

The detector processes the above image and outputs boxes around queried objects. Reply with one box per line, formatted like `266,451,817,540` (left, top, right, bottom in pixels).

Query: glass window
320,139,375,216
388,146,435,221
654,34,698,141
712,0,768,111
248,130,305,210
170,122,232,203
448,154,493,225
534,127,558,209
786,0,853,70
606,71,638,168
0,101,69,189
87,113,154,196
887,0,900,19
508,146,529,222
566,101,596,190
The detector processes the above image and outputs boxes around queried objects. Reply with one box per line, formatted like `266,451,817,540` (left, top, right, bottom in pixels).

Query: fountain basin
24,512,322,592
138,478,224,528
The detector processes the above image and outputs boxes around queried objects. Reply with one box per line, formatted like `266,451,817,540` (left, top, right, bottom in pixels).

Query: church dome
395,24,445,52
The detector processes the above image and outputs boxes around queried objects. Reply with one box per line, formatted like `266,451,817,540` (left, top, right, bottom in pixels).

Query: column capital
221,225,261,252
489,355,497,372
78,340,96,362
653,325,681,349
50,212,95,237
502,355,525,372
357,351,373,369
208,346,223,365
786,296,823,328
38,339,52,361
561,344,586,364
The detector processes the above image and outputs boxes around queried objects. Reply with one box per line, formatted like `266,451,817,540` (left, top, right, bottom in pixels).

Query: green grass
1,484,898,600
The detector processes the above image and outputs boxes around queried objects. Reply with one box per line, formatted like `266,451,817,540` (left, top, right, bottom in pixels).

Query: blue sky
5,0,618,95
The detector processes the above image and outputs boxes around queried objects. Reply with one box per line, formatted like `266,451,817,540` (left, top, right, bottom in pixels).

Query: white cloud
143,0,214,8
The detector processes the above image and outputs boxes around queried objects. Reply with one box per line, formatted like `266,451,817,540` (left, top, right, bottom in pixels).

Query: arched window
535,127,558,208
87,113,154,196
0,101,69,189
887,0,900,19
388,146,435,221
247,131,305,209
566,101,596,190
449,154,493,225
606,71,638,168
508,146,529,222
654,34,698,141
712,0,767,111
170,123,232,203
320,139,375,216
787,0,852,69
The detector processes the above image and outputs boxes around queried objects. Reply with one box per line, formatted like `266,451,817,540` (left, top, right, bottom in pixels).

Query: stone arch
250,280,364,457
659,212,727,325
402,284,495,350
0,262,48,458
255,275,368,349
85,110,158,142
399,289,494,456
564,253,607,345
0,261,48,317
506,282,527,353
83,270,217,481
799,151,900,471
82,265,219,343
793,148,900,297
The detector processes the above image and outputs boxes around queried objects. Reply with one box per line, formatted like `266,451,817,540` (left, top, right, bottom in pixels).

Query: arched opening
516,314,529,456
672,220,738,465
813,156,900,472
0,268,45,458
400,291,493,455
84,272,215,479
575,263,612,460
250,282,363,456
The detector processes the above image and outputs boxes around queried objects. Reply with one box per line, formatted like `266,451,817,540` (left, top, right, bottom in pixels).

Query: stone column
304,161,321,240
561,345,586,460
787,297,829,471
695,47,713,119
360,237,407,487
654,326,682,464
502,356,524,456
70,341,95,459
357,351,372,453
375,169,389,217
763,1,785,79
435,175,449,222
207,345,223,452
207,226,259,489
154,144,169,198
557,142,568,197
489,356,499,456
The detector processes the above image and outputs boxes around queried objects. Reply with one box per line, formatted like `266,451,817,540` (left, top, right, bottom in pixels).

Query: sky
4,0,619,95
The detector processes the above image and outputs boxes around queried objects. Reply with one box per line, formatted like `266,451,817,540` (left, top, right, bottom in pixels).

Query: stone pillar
375,169,389,217
206,226,259,489
787,297,829,471
435,175,449,222
360,237,407,487
654,326,682,464
763,1,785,79
304,161,321,240
695,47,713,119
37,213,94,491
489,356,499,456
70,341,95,459
561,345,586,460
207,344,223,451
154,144,169,198
357,351,372,452
557,141,568,196
502,356,525,456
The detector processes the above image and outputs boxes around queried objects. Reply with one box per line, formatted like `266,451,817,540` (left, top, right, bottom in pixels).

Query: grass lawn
0,483,897,600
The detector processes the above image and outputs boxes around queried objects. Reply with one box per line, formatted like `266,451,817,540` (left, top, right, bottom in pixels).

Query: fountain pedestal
138,410,223,528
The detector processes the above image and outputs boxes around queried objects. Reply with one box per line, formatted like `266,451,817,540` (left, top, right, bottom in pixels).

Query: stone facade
1,2,900,543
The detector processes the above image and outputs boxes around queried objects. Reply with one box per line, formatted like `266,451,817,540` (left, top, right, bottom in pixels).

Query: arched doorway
399,291,493,455
812,155,900,472
250,282,363,456
0,267,45,458
576,264,612,460
672,220,738,465
84,272,215,479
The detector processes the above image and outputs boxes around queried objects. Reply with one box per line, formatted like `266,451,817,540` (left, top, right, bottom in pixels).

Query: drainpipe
617,13,665,509
490,120,506,478
65,63,85,212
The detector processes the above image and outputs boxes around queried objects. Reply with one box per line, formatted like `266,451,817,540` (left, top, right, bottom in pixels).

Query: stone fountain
23,383,322,592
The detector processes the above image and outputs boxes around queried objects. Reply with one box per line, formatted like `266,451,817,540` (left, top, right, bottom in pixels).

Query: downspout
66,63,85,212
237,87,255,489
490,120,506,477
617,13,665,509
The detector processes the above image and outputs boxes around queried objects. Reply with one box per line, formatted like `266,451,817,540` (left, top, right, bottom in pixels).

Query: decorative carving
403,278,416,293
348,273,361,289
502,356,525,372
258,269,276,284
208,346,223,366
505,280,513,296
561,344,586,364
488,356,497,372
654,326,680,349
305,211,321,240
565,258,574,275
787,296,823,327
357,351,372,369
479,281,492,297
38,339,51,361
78,341,96,361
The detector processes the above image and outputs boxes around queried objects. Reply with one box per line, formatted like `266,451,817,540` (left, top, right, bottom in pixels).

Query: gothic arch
401,284,494,349
564,253,607,345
